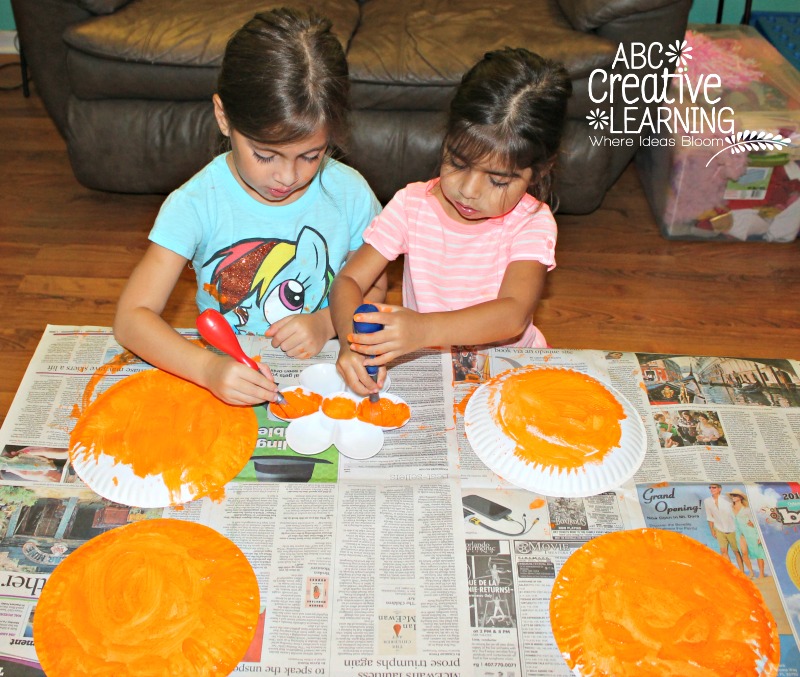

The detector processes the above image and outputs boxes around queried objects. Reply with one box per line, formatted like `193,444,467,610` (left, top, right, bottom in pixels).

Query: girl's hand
266,313,330,359
203,354,280,406
349,303,428,365
336,344,386,396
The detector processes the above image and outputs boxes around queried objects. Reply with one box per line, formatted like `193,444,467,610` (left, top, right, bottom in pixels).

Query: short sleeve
149,184,207,261
508,202,558,271
347,176,382,252
362,189,410,262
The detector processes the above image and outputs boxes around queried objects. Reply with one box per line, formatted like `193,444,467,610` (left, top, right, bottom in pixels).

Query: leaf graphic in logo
586,108,609,130
665,38,693,67
705,129,792,166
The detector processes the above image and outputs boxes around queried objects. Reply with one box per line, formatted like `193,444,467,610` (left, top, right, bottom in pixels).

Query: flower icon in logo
665,39,692,68
586,108,610,130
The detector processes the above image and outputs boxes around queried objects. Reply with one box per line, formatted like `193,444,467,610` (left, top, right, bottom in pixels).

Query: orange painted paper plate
34,519,260,677
464,367,646,497
69,369,258,507
550,529,780,677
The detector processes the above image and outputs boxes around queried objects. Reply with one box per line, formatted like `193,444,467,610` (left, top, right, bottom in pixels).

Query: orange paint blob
550,529,779,677
70,369,257,504
529,498,546,509
356,398,411,427
202,282,227,305
454,390,474,417
488,367,625,471
80,350,138,414
269,389,322,419
34,519,260,676
321,396,357,420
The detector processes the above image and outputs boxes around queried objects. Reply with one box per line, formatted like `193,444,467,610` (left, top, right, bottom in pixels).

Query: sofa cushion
64,0,361,99
347,0,616,112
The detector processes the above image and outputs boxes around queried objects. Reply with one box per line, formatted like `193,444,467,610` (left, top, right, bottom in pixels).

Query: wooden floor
2,57,799,424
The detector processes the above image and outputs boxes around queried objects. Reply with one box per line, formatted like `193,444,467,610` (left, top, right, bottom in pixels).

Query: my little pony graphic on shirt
203,226,334,334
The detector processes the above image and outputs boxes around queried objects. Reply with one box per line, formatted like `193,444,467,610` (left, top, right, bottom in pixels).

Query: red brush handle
196,309,259,371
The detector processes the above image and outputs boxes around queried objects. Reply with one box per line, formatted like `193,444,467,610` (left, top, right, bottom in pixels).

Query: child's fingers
346,331,384,348
257,361,275,382
352,304,397,326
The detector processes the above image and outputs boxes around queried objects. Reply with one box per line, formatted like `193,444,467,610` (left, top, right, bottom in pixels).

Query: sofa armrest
11,0,96,137
557,0,686,32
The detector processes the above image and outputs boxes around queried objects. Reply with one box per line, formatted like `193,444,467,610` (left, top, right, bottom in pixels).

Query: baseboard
0,31,19,55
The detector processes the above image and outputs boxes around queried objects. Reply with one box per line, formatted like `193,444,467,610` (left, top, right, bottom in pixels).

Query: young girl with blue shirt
115,8,384,406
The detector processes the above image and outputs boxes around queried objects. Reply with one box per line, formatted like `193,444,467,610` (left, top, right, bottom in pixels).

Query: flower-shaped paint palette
269,364,410,460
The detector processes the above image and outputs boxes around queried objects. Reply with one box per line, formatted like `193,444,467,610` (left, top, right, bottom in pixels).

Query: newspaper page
451,346,800,487
3,328,800,675
606,352,800,484
456,484,645,676
0,327,469,675
635,481,800,675
328,478,472,675
0,482,206,673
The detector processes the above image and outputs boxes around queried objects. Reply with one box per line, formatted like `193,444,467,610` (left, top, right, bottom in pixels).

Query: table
0,327,799,675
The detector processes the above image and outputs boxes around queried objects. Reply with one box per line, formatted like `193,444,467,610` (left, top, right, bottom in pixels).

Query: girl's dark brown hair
444,48,572,206
218,8,350,152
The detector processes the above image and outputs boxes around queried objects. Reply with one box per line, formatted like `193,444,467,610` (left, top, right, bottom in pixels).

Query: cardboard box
636,25,800,242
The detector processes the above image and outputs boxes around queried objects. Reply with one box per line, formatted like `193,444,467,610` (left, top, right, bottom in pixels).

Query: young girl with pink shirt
331,48,572,397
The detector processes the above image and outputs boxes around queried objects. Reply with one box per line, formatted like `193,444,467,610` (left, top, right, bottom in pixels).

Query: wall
0,0,14,31
688,0,787,25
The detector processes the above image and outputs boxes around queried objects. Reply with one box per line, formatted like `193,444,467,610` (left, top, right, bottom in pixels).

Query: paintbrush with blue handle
353,303,383,403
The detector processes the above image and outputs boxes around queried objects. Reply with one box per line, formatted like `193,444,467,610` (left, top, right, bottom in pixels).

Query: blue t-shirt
150,154,381,335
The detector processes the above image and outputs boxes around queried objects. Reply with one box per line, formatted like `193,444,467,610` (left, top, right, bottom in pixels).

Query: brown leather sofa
13,0,690,213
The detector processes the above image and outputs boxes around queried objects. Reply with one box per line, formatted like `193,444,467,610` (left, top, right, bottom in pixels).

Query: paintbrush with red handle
196,309,289,407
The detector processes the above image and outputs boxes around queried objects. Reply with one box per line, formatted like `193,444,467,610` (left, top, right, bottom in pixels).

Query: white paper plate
464,369,646,497
70,447,200,508
68,369,256,508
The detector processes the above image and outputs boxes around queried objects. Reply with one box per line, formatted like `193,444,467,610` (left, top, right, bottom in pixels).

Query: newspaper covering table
0,326,799,676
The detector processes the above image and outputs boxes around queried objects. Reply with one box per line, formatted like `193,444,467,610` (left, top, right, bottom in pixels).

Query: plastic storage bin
636,25,800,242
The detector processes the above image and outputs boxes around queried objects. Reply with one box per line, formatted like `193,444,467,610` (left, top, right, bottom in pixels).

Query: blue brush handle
353,303,382,376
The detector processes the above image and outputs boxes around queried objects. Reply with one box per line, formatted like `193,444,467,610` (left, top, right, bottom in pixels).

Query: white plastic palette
464,368,646,498
275,364,409,460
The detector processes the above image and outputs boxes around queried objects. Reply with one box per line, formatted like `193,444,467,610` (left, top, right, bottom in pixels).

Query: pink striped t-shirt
363,179,557,347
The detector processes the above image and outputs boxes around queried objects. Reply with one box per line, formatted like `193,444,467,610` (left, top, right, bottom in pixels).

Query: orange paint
269,389,322,419
488,368,625,472
454,390,474,417
550,529,779,677
202,282,227,305
529,498,546,509
80,350,138,414
356,397,410,427
321,396,357,420
34,519,260,676
70,369,257,504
